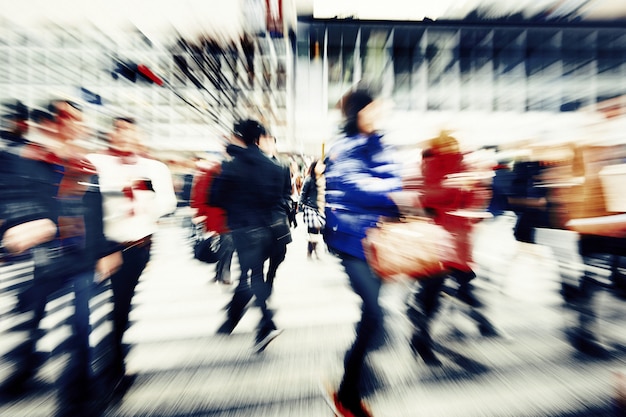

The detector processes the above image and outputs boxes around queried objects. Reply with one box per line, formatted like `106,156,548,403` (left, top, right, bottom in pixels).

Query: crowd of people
1,86,625,417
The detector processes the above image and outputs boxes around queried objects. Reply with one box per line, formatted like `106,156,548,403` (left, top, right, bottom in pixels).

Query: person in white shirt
87,116,177,388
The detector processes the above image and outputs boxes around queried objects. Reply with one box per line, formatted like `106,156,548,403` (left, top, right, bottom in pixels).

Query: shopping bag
363,216,456,280
194,232,221,264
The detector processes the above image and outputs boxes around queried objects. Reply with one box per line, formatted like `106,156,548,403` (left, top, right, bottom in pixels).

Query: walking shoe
253,328,283,354
565,328,611,359
455,289,483,308
333,392,374,417
216,320,235,335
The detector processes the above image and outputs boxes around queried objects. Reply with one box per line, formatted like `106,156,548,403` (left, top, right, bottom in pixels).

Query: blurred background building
1,0,626,156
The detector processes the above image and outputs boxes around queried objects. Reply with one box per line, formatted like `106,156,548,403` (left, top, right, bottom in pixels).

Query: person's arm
0,151,57,253
209,161,231,208
150,160,178,217
2,219,57,254
325,154,402,210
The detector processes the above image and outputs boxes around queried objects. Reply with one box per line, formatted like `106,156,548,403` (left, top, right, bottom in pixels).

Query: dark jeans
266,241,287,292
10,269,94,405
410,269,477,320
227,226,276,336
57,271,94,404
337,253,384,405
109,241,151,373
215,232,234,283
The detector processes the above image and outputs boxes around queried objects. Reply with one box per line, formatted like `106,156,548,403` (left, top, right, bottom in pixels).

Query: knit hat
233,119,267,146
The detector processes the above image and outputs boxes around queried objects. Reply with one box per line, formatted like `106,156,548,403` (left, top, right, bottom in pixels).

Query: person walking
323,87,405,417
87,116,177,389
0,100,122,417
299,159,326,259
210,119,287,353
406,132,500,367
257,133,293,294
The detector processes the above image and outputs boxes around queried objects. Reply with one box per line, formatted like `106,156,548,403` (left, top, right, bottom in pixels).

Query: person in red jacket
191,158,235,285
407,132,499,366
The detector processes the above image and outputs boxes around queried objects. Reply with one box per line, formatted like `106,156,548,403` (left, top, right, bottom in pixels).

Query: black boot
307,242,313,258
566,327,611,359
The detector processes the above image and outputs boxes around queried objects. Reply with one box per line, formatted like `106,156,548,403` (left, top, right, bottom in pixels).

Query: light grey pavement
1,211,626,416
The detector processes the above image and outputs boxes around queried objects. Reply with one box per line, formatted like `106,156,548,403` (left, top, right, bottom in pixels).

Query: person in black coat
257,134,293,293
0,100,121,417
210,119,287,353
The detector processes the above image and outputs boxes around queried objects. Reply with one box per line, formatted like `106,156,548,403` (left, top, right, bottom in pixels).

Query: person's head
233,119,266,147
49,100,84,142
423,131,461,158
340,88,379,136
257,133,277,157
109,116,141,156
307,159,325,179
1,100,29,138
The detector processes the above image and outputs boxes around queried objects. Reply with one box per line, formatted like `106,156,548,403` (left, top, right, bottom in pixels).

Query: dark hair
2,100,28,121
48,99,82,115
340,89,373,136
307,160,318,179
30,108,55,124
233,119,266,146
114,116,136,125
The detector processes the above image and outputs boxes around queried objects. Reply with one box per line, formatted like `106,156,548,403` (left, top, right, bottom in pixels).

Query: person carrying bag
299,159,326,258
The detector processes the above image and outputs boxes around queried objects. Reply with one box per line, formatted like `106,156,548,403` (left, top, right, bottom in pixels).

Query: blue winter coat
323,132,403,260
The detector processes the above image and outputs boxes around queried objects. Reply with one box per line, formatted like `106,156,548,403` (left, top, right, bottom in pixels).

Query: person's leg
215,233,234,284
219,270,253,334
56,271,95,415
567,273,610,357
266,242,287,293
408,274,445,365
247,229,277,338
336,254,383,412
1,274,60,394
452,269,482,307
109,243,150,375
219,229,260,334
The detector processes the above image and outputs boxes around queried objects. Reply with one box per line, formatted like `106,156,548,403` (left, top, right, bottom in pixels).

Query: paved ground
1,212,626,416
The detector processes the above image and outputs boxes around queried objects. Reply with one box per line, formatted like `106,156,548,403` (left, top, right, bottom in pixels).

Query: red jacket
421,151,475,272
190,162,229,235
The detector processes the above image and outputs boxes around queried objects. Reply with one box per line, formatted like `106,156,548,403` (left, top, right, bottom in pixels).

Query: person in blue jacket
323,87,404,417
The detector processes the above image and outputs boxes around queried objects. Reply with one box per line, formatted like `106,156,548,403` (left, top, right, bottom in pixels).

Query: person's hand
1,219,57,254
388,191,425,216
95,251,123,283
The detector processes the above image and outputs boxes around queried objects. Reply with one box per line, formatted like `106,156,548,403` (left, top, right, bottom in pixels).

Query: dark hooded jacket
210,144,288,232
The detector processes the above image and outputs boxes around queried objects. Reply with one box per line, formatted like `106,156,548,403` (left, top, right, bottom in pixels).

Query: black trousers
109,239,151,373
227,226,276,337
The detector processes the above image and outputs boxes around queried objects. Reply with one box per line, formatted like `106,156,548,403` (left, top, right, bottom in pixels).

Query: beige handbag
363,216,456,280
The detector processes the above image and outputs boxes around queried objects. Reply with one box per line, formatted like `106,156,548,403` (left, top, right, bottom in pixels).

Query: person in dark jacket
300,159,326,258
323,87,404,417
210,119,286,353
0,100,122,417
257,133,293,294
